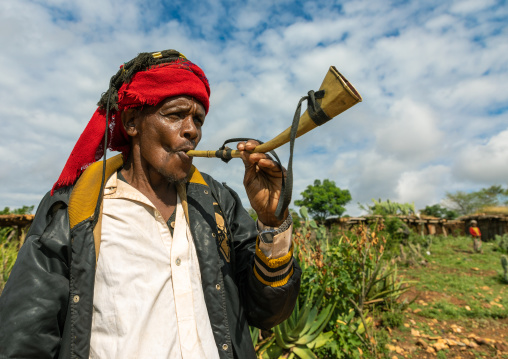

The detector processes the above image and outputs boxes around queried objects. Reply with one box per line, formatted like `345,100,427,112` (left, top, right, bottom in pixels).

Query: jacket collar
69,153,208,230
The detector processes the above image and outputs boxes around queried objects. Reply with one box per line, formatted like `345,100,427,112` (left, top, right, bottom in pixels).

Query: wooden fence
0,214,35,247
325,214,508,242
2,213,508,244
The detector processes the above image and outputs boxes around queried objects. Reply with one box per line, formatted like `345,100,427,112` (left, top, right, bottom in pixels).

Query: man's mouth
176,151,191,161
171,145,195,162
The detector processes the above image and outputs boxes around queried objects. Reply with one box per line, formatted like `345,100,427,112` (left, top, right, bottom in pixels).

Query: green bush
380,310,403,329
420,204,458,220
314,309,367,358
271,208,413,358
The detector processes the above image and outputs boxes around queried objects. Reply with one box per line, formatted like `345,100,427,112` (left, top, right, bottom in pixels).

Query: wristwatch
256,213,293,244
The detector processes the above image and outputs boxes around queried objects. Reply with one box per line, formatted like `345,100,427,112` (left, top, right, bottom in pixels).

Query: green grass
399,235,508,321
0,228,19,294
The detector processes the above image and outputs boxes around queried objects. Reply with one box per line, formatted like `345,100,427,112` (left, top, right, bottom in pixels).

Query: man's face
127,95,206,182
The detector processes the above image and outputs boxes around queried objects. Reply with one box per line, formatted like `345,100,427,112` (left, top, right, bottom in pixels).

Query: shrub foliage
252,207,412,358
294,179,351,222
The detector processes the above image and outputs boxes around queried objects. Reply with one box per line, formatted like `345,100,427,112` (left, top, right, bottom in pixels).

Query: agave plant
501,255,508,283
250,326,259,347
256,282,336,359
365,263,416,313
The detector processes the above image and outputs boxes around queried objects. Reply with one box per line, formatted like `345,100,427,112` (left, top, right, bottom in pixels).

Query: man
0,50,301,358
469,220,482,253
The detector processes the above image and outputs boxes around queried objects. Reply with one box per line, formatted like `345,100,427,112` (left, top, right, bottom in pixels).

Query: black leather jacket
0,156,301,359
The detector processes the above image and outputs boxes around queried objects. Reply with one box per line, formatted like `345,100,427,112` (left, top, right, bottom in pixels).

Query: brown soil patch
385,314,508,358
438,265,499,278
400,287,469,307
384,274,508,359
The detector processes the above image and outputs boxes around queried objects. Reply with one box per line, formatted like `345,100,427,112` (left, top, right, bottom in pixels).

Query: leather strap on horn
215,89,328,221
273,89,327,220
307,90,331,126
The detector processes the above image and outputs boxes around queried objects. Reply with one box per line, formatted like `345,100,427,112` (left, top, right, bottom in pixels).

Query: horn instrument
186,66,362,159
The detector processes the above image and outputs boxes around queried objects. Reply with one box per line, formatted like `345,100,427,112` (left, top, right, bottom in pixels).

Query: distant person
0,49,301,358
469,220,482,253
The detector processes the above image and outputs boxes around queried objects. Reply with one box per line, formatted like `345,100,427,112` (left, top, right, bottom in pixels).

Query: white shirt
89,172,291,358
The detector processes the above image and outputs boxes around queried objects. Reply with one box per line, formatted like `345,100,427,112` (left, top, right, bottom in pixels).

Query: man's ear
121,109,139,137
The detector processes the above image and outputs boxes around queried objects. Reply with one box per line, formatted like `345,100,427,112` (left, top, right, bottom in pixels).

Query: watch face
260,230,276,244
257,213,292,244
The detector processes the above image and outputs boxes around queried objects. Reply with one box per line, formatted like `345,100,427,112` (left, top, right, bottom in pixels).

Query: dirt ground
384,288,508,358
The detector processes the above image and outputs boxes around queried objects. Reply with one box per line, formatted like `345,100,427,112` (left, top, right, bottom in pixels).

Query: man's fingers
244,139,260,151
245,152,268,163
257,159,286,178
237,140,260,152
257,158,281,171
245,154,282,172
237,140,285,177
237,141,246,151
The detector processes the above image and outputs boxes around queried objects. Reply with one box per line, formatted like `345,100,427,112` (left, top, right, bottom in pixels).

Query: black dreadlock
97,49,183,112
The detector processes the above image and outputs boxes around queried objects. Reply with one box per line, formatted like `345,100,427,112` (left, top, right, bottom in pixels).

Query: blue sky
1,0,507,215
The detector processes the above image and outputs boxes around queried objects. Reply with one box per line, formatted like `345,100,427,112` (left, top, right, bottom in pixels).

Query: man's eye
164,112,184,119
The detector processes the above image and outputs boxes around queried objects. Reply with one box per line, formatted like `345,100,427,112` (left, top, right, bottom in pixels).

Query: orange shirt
469,226,481,237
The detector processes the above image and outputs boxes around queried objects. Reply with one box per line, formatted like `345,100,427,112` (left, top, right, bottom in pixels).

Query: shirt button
170,221,176,228
222,344,228,351
73,295,80,303
216,284,221,290
204,190,209,195
176,258,181,266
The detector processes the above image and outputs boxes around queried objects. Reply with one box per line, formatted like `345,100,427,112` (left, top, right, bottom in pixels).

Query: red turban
52,58,210,194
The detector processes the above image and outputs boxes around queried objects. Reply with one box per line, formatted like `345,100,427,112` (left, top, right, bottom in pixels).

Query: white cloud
453,129,508,183
437,75,508,114
450,0,497,14
341,150,408,206
234,6,267,30
376,98,444,162
395,165,452,209
0,0,507,218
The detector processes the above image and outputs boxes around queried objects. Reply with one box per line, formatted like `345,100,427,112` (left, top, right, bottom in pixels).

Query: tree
420,204,458,220
442,191,479,216
442,185,508,216
476,185,508,206
294,179,351,221
0,206,34,215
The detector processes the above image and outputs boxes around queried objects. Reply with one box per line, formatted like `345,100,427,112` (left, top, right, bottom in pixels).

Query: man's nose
181,115,199,141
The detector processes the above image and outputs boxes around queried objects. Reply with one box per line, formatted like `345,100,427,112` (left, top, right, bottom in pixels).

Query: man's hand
237,140,289,227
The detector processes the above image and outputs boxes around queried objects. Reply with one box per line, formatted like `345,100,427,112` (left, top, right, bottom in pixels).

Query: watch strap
257,213,293,244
